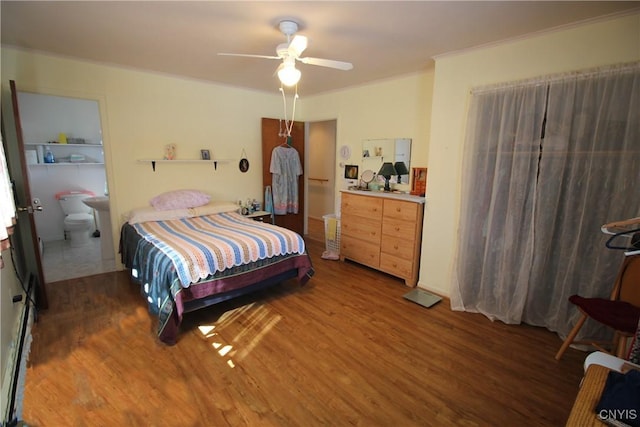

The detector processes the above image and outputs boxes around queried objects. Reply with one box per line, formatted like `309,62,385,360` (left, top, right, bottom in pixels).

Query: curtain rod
471,61,639,95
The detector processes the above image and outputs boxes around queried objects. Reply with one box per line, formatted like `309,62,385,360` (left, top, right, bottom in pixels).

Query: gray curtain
451,63,640,341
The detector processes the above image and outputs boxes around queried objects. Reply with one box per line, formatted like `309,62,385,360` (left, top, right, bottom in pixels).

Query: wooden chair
555,249,640,361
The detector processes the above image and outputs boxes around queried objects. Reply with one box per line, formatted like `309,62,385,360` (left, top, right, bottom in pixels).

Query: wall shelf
29,162,104,166
137,159,230,171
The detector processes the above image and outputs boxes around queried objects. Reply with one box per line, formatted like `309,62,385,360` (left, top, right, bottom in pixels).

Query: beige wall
421,13,640,297
4,12,635,303
1,48,287,260
1,48,435,267
305,71,434,210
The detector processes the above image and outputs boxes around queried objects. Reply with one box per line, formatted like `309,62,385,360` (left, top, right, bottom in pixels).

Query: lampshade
378,162,397,177
378,162,397,192
394,161,409,183
278,62,301,86
394,161,409,175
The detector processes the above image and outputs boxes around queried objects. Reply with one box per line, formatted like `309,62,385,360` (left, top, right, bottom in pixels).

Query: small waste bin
322,214,341,260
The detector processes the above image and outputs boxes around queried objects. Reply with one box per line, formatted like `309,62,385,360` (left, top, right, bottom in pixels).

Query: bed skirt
120,222,314,344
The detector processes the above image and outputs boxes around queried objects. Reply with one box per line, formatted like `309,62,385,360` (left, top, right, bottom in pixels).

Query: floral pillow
150,190,211,211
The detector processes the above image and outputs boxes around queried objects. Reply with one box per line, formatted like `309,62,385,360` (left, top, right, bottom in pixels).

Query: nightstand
246,210,274,224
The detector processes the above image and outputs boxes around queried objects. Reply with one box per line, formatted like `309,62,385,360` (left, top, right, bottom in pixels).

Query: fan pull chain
279,84,299,138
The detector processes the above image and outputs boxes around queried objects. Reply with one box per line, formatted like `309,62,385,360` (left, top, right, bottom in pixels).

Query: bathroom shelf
25,142,104,165
137,159,230,171
25,143,103,148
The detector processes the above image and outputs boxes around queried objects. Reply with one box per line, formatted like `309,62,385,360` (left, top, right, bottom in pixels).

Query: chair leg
555,314,588,361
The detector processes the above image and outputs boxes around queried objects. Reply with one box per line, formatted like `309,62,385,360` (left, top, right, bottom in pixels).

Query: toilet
56,190,95,247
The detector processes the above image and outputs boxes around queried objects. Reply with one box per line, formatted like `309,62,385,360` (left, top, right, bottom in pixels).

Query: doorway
261,118,337,242
16,91,115,283
306,120,336,243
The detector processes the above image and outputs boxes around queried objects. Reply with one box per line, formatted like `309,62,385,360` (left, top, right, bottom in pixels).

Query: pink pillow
150,190,211,211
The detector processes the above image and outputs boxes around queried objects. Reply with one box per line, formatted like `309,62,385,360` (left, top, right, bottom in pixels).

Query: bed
119,206,314,345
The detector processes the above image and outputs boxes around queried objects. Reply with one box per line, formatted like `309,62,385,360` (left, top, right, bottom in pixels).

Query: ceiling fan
218,20,353,86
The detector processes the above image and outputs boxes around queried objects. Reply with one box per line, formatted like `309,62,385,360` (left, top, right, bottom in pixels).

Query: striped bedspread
132,212,306,287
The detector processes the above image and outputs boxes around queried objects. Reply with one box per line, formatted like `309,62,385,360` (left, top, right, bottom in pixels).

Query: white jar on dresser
339,190,425,287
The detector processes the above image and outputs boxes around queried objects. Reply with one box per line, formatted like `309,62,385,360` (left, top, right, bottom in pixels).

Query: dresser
340,190,425,287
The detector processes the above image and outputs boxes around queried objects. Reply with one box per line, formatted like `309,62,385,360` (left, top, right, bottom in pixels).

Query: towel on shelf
326,217,337,240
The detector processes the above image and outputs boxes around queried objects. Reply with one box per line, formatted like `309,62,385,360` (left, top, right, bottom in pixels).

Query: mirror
362,138,411,184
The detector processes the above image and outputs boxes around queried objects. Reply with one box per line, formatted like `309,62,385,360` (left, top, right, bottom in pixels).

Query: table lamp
378,162,397,192
393,161,409,183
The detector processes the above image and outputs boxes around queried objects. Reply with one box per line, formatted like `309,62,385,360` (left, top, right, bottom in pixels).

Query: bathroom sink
83,196,114,261
82,196,110,211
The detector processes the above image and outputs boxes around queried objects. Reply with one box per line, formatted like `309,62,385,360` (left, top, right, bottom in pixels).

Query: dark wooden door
2,80,48,308
261,118,305,235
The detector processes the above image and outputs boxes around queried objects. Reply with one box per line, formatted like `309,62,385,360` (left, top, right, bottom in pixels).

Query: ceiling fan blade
218,53,280,60
288,35,308,57
298,57,353,71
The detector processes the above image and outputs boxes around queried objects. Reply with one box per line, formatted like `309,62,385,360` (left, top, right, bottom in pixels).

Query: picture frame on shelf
200,149,211,160
344,164,359,180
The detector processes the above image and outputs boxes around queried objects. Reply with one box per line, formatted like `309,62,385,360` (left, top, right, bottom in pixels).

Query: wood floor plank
22,235,586,426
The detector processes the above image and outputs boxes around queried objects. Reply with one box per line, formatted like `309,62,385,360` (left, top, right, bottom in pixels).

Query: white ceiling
2,1,638,95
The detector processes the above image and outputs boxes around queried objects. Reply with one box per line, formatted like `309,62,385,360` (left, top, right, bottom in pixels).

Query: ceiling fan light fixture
278,63,301,86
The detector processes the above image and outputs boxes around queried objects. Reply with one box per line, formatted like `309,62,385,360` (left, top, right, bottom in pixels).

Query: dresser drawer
342,193,383,220
383,199,418,222
380,254,413,280
341,214,381,244
381,235,415,259
382,217,417,241
341,236,380,268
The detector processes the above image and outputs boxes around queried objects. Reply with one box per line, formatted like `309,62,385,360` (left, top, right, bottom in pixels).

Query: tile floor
42,237,116,283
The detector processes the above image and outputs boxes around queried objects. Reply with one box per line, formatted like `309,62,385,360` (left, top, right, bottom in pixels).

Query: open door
262,118,305,235
1,80,48,309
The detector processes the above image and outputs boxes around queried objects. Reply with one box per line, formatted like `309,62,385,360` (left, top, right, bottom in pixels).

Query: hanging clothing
270,145,302,215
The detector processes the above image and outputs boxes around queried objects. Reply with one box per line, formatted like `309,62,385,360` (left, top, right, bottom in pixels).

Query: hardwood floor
23,231,586,426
